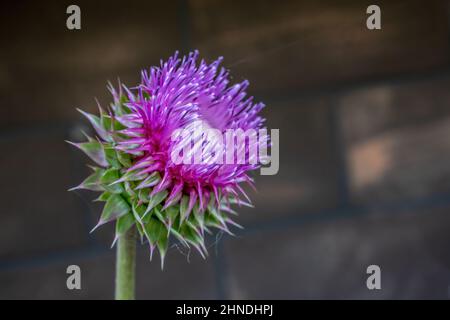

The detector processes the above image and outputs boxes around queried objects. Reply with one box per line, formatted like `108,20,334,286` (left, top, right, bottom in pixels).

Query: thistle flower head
69,51,267,267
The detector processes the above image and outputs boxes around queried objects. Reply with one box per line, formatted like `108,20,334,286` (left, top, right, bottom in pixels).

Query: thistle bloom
69,51,267,267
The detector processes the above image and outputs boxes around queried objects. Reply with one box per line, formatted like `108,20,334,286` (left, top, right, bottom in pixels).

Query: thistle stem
115,227,137,300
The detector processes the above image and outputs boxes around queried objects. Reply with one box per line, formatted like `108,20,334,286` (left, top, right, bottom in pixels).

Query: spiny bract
68,51,267,267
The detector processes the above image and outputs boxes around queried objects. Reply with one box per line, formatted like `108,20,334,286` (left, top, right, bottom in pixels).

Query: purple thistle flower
69,51,267,266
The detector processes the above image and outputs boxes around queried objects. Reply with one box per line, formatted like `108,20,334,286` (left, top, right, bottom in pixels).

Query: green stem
115,227,137,300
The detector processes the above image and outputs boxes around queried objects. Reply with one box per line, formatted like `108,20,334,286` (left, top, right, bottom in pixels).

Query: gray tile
339,77,450,204
189,0,449,94
136,245,218,299
0,133,88,260
0,249,114,300
0,244,217,299
224,207,450,299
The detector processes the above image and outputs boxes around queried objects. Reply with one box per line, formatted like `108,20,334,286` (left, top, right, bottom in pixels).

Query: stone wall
0,0,449,299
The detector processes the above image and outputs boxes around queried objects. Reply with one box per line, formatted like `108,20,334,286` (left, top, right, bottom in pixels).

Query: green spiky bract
68,52,267,299
68,89,248,267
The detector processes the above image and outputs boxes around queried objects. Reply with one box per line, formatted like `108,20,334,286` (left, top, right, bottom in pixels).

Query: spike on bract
68,50,268,267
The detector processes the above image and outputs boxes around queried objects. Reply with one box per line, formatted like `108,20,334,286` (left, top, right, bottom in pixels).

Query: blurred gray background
1,0,450,299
